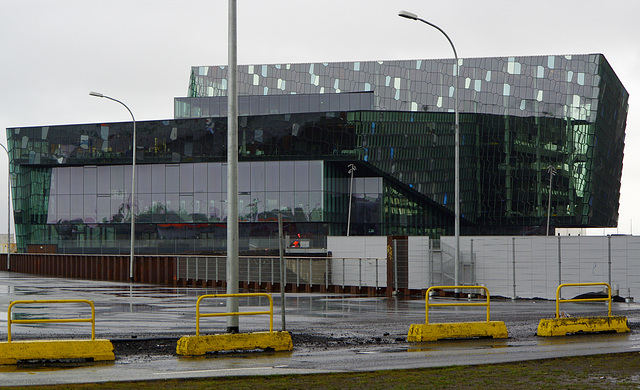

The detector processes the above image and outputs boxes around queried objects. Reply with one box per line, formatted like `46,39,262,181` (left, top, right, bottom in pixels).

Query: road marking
154,366,284,375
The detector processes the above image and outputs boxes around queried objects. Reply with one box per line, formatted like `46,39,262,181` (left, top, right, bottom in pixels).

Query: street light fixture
89,91,137,281
0,143,11,271
398,10,461,290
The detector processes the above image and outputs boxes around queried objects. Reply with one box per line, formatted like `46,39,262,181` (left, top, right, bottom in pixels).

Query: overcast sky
1,0,639,235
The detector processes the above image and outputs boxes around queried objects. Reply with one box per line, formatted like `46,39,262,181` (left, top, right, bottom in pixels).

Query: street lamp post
398,10,461,290
0,143,11,271
226,0,240,333
89,92,137,281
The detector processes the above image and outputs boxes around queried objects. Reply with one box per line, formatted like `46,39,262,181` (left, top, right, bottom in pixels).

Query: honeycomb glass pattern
188,54,625,122
5,53,628,253
187,53,627,233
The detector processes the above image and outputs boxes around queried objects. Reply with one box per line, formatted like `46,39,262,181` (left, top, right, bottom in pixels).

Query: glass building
6,54,628,254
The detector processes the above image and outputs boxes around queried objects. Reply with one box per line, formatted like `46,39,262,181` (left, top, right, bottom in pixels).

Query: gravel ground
108,307,640,361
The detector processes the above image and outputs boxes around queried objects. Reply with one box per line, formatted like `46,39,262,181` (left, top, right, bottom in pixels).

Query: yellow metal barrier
177,293,292,355
537,283,630,336
408,286,508,342
0,300,114,364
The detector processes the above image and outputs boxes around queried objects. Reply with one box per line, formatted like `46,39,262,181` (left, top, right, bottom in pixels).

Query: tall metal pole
89,92,136,280
0,144,10,271
226,0,240,333
398,11,460,291
346,164,356,236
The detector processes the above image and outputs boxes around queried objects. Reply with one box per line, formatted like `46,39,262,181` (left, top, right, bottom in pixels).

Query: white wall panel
326,235,640,300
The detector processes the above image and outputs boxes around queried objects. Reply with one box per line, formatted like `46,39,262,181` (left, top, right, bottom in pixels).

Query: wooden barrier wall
0,254,175,285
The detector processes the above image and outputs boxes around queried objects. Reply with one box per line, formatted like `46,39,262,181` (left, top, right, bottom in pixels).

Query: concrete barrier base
408,321,508,342
176,331,293,355
537,316,630,336
0,339,114,364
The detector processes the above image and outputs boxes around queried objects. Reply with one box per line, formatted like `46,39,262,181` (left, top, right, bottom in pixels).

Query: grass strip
12,352,640,390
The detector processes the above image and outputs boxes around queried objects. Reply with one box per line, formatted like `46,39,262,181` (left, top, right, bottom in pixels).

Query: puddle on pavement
0,360,113,373
537,331,633,346
406,338,514,353
175,349,293,361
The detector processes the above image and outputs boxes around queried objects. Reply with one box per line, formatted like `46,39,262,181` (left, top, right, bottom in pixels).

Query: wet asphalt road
1,271,639,386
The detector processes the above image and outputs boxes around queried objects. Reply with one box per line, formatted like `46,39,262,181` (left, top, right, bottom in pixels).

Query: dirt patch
110,332,401,359
112,338,178,357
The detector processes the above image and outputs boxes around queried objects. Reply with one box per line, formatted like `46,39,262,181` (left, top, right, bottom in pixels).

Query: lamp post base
226,326,239,334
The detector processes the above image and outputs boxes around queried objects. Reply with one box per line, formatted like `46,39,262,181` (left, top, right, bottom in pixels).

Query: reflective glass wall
175,92,374,119
189,55,626,122
22,160,329,254
7,106,625,252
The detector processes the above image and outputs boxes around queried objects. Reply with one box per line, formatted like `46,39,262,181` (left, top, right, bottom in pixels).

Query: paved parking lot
1,271,639,386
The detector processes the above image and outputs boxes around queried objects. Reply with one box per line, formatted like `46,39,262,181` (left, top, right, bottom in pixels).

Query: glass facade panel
97,196,110,223
137,165,152,194
96,166,111,195
238,163,250,192
56,168,70,196
7,54,628,253
193,163,207,193
111,166,125,195
83,167,96,195
250,162,265,192
83,194,96,223
179,164,194,193
294,161,309,191
265,161,280,191
166,165,179,193
70,167,83,195
279,161,294,192
151,165,165,194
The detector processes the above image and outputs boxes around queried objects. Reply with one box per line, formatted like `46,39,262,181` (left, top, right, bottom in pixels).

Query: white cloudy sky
0,0,639,235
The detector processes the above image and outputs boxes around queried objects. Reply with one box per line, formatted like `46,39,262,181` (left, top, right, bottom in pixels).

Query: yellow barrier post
408,286,508,342
176,293,292,355
0,300,114,364
537,283,630,336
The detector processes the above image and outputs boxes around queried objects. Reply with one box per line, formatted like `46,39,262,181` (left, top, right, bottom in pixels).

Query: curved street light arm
398,11,461,291
89,92,137,281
